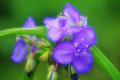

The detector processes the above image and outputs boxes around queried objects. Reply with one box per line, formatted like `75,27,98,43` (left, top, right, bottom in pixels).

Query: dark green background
0,0,120,80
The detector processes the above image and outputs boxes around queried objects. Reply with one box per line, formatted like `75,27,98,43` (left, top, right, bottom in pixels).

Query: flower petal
47,28,64,42
72,27,96,48
29,45,35,53
72,49,93,73
58,16,67,28
44,18,59,29
23,16,36,28
11,40,27,63
63,3,80,24
52,41,75,64
66,26,81,35
23,17,36,39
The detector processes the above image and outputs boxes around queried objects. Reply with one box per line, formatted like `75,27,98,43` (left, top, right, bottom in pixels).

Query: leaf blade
91,45,120,80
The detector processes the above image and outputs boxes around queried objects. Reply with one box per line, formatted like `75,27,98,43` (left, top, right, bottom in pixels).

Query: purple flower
44,3,87,42
11,17,36,63
52,27,96,73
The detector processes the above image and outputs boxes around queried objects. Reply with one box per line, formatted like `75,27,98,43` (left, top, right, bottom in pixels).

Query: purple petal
23,16,36,28
47,28,65,42
52,41,75,64
44,18,59,29
72,27,96,48
58,16,67,28
16,35,22,41
11,40,27,63
72,49,93,73
66,26,81,35
63,3,80,24
29,45,35,53
23,17,36,39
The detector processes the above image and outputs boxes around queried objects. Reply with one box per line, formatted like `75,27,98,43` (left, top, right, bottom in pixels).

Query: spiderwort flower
44,3,87,42
52,27,96,73
11,17,36,62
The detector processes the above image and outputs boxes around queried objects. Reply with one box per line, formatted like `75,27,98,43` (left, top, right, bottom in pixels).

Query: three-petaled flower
49,4,97,73
44,3,87,42
52,27,96,73
11,17,36,62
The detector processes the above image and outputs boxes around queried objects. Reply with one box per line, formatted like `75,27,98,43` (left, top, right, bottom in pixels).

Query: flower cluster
44,4,87,42
11,3,97,79
44,3,96,73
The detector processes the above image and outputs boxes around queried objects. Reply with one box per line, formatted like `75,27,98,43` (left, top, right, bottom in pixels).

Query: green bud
47,65,57,80
34,38,51,48
39,49,51,61
20,35,52,49
25,53,36,73
20,35,33,44
71,66,76,74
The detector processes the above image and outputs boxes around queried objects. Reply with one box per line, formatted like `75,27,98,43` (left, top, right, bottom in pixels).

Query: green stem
91,45,120,80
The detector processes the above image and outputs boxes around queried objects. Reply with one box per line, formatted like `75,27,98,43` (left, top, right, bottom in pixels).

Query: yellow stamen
57,12,62,17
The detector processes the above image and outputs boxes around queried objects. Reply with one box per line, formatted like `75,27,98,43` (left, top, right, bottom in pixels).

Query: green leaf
91,45,120,80
0,26,47,38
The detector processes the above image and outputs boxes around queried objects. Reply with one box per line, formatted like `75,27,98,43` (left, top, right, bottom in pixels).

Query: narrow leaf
91,45,120,80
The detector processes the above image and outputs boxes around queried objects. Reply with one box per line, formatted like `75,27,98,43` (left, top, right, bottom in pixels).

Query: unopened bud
34,38,51,48
20,35,33,44
47,65,57,80
39,49,51,61
25,53,36,73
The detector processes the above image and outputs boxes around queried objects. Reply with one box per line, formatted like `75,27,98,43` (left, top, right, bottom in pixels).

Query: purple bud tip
23,16,36,28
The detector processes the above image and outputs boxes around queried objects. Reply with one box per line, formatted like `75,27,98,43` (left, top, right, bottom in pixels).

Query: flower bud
39,49,51,61
34,38,51,48
70,66,76,74
47,65,57,80
25,53,36,73
69,66,79,80
20,35,33,44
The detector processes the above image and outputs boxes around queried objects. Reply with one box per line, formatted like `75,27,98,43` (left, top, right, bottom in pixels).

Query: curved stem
91,45,120,80
0,26,47,38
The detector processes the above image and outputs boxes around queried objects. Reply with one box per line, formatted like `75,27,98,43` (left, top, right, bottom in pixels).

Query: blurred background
0,0,120,80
